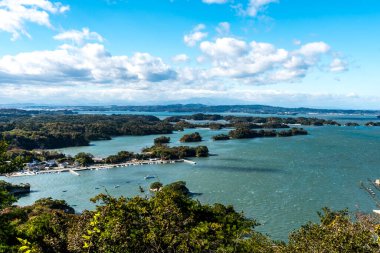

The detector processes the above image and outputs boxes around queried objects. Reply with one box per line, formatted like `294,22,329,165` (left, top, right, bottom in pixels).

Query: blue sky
0,0,379,109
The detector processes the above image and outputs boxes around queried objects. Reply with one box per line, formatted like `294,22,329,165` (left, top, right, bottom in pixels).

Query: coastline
4,158,192,178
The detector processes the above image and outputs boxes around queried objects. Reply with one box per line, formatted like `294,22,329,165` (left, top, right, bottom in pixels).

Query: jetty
183,159,197,165
69,170,80,176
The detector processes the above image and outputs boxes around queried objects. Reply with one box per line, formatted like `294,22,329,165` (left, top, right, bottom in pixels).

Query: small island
180,132,202,142
154,136,171,145
212,134,230,141
229,128,308,139
344,122,360,127
143,144,209,159
365,122,380,126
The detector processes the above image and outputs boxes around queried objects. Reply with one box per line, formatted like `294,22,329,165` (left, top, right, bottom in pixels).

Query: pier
183,159,197,165
69,170,80,176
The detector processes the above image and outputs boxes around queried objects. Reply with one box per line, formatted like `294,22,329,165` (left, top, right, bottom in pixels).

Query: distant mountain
2,104,380,115
70,104,380,115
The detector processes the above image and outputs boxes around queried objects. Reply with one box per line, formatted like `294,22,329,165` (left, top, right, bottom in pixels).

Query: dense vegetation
0,141,24,174
228,128,308,139
1,181,380,252
0,110,352,151
365,122,380,126
0,180,30,195
142,144,209,159
0,114,173,150
212,134,230,141
0,137,210,174
166,114,341,126
154,136,171,145
345,122,360,126
180,132,202,142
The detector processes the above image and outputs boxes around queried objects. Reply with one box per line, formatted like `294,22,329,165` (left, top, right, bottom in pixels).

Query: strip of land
5,158,196,177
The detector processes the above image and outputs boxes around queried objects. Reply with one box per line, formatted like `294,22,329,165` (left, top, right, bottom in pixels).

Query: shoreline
4,158,194,178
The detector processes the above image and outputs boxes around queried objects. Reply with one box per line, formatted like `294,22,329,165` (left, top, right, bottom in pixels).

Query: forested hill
0,114,173,150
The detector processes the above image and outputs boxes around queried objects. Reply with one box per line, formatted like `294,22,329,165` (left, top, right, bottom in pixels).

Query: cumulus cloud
0,0,69,40
197,37,334,84
0,43,177,84
297,42,330,57
330,58,348,73
0,36,340,87
172,54,190,63
54,28,104,45
183,24,208,47
0,30,349,107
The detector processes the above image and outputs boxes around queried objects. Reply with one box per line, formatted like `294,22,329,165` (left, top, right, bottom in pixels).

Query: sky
0,0,379,109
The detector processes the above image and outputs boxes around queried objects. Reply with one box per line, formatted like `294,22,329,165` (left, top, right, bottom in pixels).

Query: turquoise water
3,115,380,241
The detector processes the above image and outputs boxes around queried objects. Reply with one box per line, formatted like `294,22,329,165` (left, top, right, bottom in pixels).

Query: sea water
3,113,380,241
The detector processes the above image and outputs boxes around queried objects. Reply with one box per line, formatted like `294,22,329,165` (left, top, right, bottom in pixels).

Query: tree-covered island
0,110,345,151
179,132,202,142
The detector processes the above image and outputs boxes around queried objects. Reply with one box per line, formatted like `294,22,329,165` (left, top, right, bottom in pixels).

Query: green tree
0,140,24,174
285,207,380,252
74,153,94,166
195,146,209,157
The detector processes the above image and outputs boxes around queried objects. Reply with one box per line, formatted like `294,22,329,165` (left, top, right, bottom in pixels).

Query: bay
3,113,380,241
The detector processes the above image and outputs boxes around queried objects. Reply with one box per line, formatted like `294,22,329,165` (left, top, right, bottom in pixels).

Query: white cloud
298,42,330,57
0,37,340,87
54,28,104,45
0,0,69,40
246,0,277,17
0,31,351,106
330,58,348,73
172,54,190,63
0,43,177,84
216,22,230,35
296,41,330,65
183,24,208,47
233,0,277,17
197,37,335,84
200,37,249,62
202,0,228,4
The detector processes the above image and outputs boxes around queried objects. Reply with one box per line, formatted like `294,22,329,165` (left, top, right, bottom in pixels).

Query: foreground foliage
1,181,380,253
